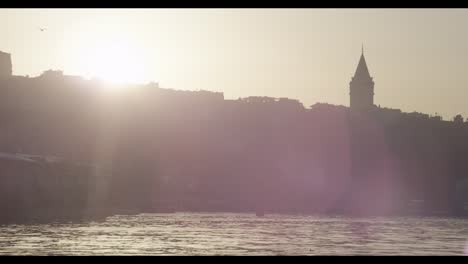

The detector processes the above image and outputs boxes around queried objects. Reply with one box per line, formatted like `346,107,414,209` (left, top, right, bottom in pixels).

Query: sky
1,9,468,119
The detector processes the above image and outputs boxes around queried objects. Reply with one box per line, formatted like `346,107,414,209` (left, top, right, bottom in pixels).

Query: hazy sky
1,9,468,119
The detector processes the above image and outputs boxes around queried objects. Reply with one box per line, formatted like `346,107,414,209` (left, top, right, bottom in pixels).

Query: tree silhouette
453,114,464,124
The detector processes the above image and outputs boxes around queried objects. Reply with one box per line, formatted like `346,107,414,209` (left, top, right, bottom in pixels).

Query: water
0,213,467,255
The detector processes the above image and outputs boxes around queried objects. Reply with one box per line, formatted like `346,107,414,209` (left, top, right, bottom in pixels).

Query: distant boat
256,210,265,217
151,204,177,213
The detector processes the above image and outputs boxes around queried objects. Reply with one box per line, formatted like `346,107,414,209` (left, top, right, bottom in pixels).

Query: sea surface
0,213,467,255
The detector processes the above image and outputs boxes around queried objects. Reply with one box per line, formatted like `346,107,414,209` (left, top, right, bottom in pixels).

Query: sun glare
82,39,147,85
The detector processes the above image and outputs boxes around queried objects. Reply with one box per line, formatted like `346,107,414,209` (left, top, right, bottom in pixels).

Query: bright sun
82,39,147,85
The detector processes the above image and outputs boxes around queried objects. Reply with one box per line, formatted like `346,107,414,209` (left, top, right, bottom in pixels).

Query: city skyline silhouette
2,9,468,119
1,44,468,220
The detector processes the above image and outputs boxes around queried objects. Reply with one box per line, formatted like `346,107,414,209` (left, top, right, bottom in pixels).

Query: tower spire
353,49,371,79
349,47,374,110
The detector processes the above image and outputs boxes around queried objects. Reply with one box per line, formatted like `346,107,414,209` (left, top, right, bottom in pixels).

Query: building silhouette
349,47,374,110
0,51,12,79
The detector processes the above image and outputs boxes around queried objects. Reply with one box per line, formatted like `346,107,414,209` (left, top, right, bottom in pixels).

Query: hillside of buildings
1,51,468,223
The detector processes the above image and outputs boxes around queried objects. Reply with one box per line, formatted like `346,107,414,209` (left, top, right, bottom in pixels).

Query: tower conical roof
353,52,372,80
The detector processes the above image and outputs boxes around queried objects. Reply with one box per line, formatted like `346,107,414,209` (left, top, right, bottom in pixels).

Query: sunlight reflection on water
0,213,467,255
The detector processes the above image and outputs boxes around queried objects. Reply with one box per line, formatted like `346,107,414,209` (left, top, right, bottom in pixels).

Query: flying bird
39,27,46,32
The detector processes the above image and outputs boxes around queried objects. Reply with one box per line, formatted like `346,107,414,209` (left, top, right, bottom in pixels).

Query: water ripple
0,213,467,255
